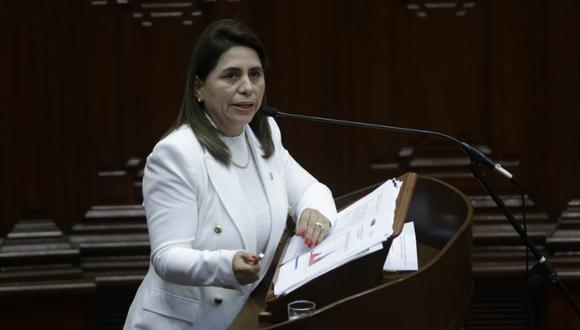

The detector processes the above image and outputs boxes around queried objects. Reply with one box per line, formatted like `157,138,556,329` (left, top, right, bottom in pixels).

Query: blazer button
213,296,223,305
214,225,222,234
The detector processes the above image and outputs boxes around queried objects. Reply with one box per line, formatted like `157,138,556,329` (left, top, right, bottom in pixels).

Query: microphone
261,107,517,183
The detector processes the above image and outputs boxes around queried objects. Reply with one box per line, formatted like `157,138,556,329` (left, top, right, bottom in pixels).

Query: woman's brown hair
172,19,273,165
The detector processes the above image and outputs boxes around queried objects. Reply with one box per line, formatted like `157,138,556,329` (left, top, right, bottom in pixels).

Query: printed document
383,221,418,271
274,179,401,296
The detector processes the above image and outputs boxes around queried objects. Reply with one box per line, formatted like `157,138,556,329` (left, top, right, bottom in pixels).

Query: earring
195,95,202,103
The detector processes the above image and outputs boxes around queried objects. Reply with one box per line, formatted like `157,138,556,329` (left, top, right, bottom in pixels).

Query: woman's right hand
232,251,261,285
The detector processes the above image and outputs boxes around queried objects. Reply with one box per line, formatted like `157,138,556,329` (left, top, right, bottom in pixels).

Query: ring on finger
315,221,323,229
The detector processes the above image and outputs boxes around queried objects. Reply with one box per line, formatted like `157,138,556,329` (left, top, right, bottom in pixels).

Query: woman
124,19,336,329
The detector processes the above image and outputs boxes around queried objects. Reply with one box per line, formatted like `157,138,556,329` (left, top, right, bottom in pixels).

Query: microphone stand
265,108,580,316
469,160,580,316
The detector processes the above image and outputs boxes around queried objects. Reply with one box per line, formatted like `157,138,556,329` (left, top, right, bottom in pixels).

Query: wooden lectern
232,175,473,329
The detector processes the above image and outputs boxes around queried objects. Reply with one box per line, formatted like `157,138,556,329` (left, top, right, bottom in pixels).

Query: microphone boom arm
267,109,514,182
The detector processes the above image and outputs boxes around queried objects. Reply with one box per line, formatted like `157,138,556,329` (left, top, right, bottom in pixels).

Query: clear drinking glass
287,300,316,320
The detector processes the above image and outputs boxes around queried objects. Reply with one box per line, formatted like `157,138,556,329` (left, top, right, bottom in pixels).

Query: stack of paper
274,179,402,296
383,221,419,272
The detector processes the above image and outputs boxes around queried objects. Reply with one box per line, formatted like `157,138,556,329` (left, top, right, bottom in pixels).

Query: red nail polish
305,239,310,246
308,241,314,248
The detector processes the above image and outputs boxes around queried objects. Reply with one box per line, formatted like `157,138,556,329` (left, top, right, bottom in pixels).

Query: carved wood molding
89,0,243,27
403,0,477,18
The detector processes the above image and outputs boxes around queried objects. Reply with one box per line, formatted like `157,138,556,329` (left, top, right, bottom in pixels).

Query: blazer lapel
246,129,287,260
204,151,257,254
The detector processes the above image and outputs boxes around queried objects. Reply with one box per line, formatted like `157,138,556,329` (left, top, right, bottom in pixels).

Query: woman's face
196,46,265,136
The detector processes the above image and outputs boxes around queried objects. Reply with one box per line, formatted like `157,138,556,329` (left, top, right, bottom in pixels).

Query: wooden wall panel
486,0,541,153
1,0,90,233
0,0,579,236
0,1,13,235
335,0,397,193
388,2,486,138
341,0,489,194
484,0,544,200
256,0,344,192
542,0,580,215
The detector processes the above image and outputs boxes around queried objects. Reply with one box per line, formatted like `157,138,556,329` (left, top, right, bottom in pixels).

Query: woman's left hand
295,208,332,248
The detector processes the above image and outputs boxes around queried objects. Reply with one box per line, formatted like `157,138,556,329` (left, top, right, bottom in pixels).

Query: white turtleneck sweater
220,129,271,254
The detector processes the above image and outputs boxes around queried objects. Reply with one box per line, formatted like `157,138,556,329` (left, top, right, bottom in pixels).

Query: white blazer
124,118,336,330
